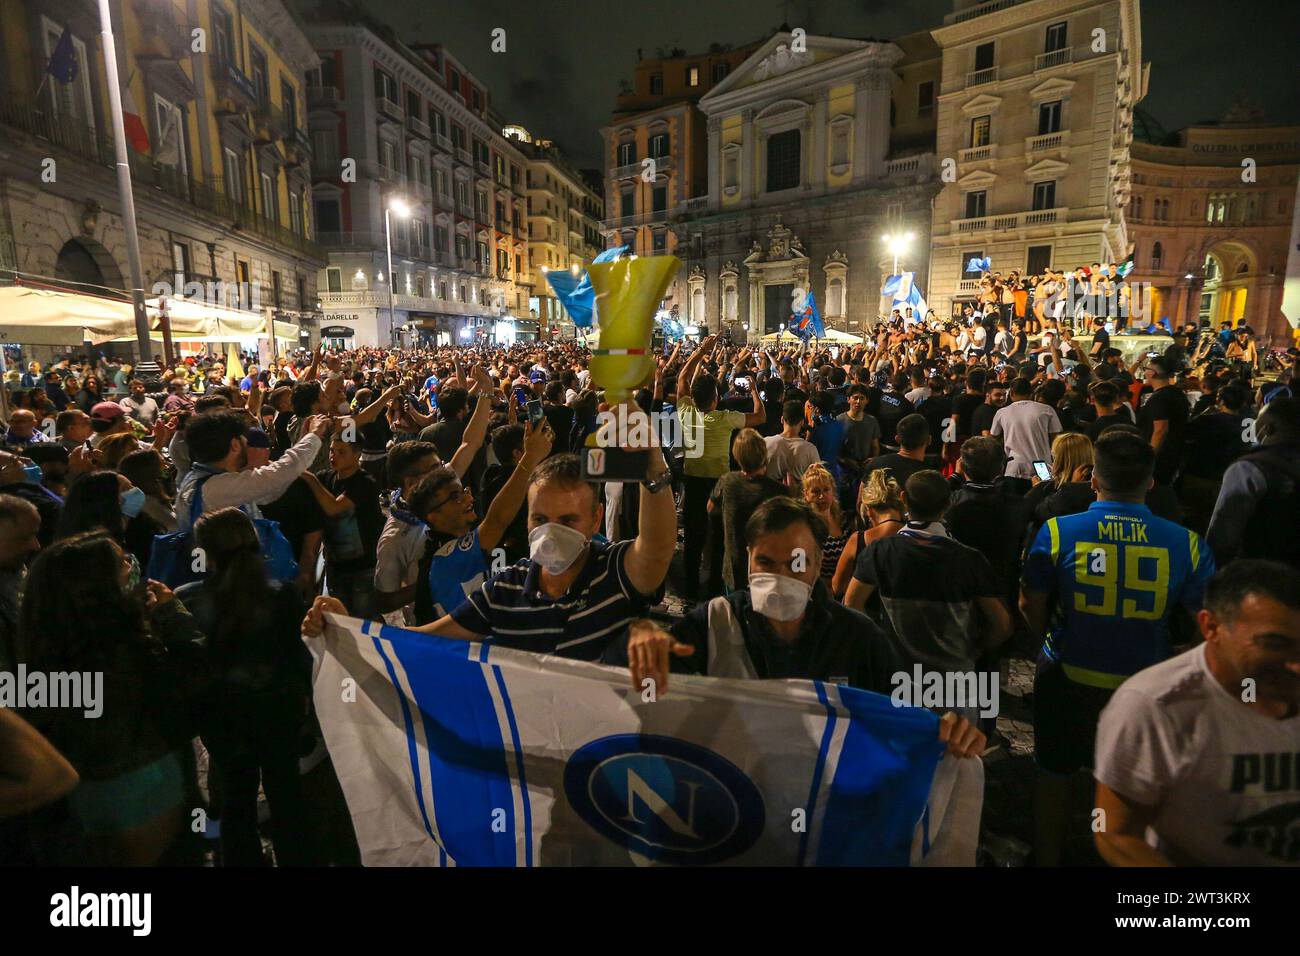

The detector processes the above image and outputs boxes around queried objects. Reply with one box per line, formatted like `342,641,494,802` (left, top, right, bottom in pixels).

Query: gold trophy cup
581,254,680,480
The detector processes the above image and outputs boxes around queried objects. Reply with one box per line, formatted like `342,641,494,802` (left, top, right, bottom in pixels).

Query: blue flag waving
46,28,79,84
310,615,983,866
543,245,629,327
964,256,992,274
793,289,824,339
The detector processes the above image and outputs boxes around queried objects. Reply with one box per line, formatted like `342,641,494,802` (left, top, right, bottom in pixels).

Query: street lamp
385,197,411,346
882,231,916,276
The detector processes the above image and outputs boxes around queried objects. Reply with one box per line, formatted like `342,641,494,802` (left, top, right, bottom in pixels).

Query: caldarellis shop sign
320,326,356,337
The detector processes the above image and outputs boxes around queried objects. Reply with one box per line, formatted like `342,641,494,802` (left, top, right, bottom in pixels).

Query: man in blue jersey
408,418,552,623
1020,430,1215,865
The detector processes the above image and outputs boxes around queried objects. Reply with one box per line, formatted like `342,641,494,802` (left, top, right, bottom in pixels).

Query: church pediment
701,32,879,103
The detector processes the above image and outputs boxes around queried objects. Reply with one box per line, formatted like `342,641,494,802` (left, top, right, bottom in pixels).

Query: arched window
1151,241,1163,269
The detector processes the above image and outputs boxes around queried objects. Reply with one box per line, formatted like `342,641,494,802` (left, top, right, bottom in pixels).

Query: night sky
370,0,1300,169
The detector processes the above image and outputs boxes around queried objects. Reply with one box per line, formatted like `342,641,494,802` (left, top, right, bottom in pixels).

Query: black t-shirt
1085,411,1131,442
952,392,985,442
917,393,952,454
946,482,1031,600
322,469,384,573
1136,384,1189,483
359,415,392,455
1089,327,1110,355
1181,411,1252,480
862,451,940,487
875,393,915,449
260,477,327,564
969,401,1000,437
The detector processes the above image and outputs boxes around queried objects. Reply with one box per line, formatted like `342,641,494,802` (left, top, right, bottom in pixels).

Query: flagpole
97,0,156,379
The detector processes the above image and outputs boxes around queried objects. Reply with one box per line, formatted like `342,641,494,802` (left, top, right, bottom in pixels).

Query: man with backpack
175,410,331,531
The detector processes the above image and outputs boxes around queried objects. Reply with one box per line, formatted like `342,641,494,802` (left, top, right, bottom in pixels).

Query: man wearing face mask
0,450,62,547
305,418,678,661
603,496,985,759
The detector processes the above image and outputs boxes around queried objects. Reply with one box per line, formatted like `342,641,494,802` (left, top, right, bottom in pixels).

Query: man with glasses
408,419,552,625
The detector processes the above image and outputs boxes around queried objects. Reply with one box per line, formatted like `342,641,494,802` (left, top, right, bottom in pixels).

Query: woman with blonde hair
832,469,906,598
801,462,849,588
1024,430,1096,522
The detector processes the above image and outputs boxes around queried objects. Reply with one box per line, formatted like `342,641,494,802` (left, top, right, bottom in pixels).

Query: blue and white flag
310,614,983,866
881,273,929,324
965,256,992,274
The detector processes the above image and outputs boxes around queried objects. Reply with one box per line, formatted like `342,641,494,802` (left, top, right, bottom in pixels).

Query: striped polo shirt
449,538,661,660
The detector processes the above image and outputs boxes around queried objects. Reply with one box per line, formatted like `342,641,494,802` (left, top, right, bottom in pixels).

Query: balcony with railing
306,85,338,109
951,207,1067,234
945,0,1030,24
966,66,999,87
0,99,321,259
1025,130,1069,155
252,99,289,142
883,153,934,178
611,161,642,180
455,146,472,165
311,155,341,179
376,96,403,121
475,157,490,176
433,132,452,152
958,144,996,163
213,57,258,111
1035,48,1073,71
132,0,190,59
407,115,431,139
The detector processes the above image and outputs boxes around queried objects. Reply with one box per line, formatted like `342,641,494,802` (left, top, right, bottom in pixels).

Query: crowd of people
1,302,1298,867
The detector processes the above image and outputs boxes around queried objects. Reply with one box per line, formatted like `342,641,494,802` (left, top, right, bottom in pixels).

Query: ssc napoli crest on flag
564,735,765,864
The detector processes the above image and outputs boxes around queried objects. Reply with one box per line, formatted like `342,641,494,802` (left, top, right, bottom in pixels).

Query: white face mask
748,573,813,622
528,522,589,575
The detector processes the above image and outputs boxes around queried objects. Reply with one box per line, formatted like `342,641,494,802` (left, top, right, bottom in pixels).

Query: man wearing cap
176,410,331,532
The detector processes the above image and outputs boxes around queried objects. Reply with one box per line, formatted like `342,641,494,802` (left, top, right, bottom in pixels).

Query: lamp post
97,0,153,376
882,231,916,276
385,197,411,347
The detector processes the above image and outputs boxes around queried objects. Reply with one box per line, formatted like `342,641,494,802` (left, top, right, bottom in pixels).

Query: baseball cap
90,401,125,422
529,368,548,384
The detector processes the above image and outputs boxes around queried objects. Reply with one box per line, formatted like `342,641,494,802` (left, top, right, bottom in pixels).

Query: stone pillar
706,116,721,212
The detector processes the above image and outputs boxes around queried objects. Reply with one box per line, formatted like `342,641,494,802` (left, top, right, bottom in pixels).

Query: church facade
672,34,941,340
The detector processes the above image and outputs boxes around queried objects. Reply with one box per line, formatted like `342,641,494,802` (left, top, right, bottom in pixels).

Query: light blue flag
310,614,982,866
543,246,630,327
965,256,992,273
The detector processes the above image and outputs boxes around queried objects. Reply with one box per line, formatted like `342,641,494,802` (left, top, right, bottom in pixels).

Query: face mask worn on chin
528,522,589,575
120,486,147,518
748,573,813,622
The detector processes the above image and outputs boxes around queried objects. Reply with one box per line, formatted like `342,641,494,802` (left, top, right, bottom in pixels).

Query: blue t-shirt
422,374,440,395
1022,500,1215,688
809,415,846,481
428,528,490,619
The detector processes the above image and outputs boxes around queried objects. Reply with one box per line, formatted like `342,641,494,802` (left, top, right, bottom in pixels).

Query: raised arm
478,420,552,552
447,378,493,480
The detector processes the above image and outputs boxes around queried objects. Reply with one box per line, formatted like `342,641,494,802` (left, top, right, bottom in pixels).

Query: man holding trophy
302,254,680,661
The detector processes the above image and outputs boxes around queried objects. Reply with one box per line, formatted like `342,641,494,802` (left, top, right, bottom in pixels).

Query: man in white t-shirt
1093,560,1300,866
764,399,820,488
989,377,1061,485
